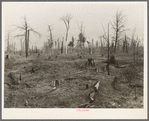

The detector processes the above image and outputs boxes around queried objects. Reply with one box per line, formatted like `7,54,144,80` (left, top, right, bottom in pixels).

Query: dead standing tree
131,28,141,100
61,14,73,54
111,10,126,53
14,16,41,58
61,37,64,54
48,25,53,56
101,23,110,75
68,36,75,53
77,21,86,47
7,32,10,54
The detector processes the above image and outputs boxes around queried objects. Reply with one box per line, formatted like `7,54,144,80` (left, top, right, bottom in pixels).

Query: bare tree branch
111,10,127,53
12,25,26,30
29,28,41,38
14,34,25,38
100,23,107,41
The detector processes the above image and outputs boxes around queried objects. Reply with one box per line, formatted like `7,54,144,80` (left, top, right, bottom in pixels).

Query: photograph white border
1,1,148,119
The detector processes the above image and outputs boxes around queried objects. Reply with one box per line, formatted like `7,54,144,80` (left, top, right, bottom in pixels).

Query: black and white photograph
2,1,147,119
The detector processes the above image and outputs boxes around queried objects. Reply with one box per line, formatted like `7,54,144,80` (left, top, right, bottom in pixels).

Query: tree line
6,10,143,59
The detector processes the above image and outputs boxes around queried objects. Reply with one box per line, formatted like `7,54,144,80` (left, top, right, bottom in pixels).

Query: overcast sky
2,2,146,50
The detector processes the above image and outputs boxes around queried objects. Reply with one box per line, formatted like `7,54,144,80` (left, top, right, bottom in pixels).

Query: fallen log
129,84,143,88
115,64,130,68
24,83,32,88
78,102,90,108
89,88,96,103
76,71,84,74
4,82,18,89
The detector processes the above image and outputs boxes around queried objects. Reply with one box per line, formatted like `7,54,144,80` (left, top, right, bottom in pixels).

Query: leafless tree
61,14,73,54
13,43,15,54
57,38,60,51
48,25,53,56
20,38,23,55
99,36,103,51
136,37,140,65
77,21,85,34
61,37,64,54
77,21,86,47
131,27,136,50
14,16,41,58
101,23,110,75
111,10,126,53
96,40,99,47
7,32,10,53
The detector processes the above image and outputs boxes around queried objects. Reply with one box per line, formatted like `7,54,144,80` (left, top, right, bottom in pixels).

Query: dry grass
4,47,143,108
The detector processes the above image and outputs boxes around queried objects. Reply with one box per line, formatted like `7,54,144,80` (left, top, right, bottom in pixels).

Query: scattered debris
48,56,51,59
29,67,35,73
129,84,143,88
94,81,100,92
95,67,101,73
24,83,32,88
38,53,40,57
76,71,84,74
78,102,90,108
4,82,18,89
25,100,31,108
25,100,28,107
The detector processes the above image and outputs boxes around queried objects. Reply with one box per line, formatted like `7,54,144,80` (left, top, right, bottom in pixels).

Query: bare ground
4,48,144,108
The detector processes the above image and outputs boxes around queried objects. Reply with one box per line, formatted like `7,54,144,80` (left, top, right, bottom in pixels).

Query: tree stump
85,58,95,66
48,56,51,60
111,76,118,90
5,54,9,60
86,84,89,89
38,53,40,57
53,79,60,89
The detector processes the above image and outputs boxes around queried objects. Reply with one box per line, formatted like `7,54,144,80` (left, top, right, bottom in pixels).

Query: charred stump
86,84,89,89
37,53,40,57
48,56,51,60
111,76,118,90
85,58,95,67
53,79,60,89
5,54,9,60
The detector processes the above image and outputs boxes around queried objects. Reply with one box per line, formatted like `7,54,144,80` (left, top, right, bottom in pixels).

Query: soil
4,47,144,108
